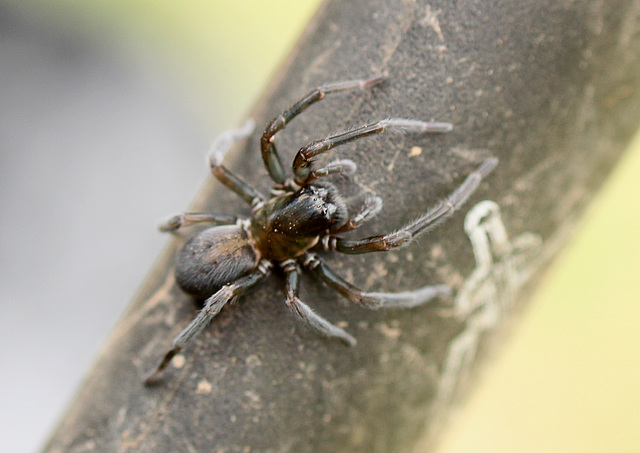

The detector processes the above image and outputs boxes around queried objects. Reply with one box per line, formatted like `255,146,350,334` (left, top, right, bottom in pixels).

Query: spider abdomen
175,225,259,299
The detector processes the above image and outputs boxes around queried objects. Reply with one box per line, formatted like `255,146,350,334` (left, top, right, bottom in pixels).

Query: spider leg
157,213,240,232
329,193,382,234
207,119,266,206
282,259,356,346
302,253,450,310
329,158,499,254
143,261,271,385
261,75,386,184
293,119,452,185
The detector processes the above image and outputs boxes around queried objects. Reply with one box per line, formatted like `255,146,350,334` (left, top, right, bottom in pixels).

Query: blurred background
0,1,638,452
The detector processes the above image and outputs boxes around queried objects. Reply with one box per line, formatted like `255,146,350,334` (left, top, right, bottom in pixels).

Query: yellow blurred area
16,1,639,451
437,132,640,453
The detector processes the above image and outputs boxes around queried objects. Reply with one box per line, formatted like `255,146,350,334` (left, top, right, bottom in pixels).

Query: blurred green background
1,1,638,452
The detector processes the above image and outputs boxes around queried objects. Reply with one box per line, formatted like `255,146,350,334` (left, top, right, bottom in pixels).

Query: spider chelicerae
143,75,498,385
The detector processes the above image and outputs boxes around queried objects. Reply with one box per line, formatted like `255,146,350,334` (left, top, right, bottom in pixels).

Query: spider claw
142,369,163,387
158,214,183,232
362,74,387,87
339,332,357,347
143,347,181,386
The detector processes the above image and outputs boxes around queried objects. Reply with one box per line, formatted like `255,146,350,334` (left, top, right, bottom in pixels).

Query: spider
143,75,498,385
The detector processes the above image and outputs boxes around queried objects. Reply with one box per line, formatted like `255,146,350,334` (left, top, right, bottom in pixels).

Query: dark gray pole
43,0,640,452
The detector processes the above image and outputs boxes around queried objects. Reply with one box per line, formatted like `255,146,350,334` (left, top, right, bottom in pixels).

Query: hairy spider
143,75,498,385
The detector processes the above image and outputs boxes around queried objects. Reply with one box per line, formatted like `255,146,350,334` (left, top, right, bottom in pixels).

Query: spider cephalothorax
143,76,497,385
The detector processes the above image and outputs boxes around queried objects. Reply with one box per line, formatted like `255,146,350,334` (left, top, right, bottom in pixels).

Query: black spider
143,76,498,385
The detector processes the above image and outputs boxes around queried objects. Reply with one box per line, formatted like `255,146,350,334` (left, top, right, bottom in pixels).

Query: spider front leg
143,261,271,385
329,158,499,254
208,118,266,207
261,75,386,184
293,119,453,186
302,253,450,309
282,259,356,346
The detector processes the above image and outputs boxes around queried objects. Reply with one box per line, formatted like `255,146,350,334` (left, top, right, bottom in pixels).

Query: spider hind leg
143,262,271,385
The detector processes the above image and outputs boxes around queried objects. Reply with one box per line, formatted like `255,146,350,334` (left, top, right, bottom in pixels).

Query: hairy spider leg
208,119,266,207
261,75,386,184
158,213,240,232
281,259,356,346
292,119,453,185
331,158,499,254
302,253,451,309
143,261,271,385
